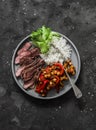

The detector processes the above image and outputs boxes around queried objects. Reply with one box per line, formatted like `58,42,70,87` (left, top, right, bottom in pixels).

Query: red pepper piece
35,80,49,93
53,63,64,75
39,73,45,81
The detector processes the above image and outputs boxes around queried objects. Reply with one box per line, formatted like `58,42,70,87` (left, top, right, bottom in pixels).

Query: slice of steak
24,79,34,89
22,69,37,82
19,56,35,66
15,57,39,77
21,57,42,74
15,51,31,64
37,59,45,65
15,47,40,64
17,42,32,55
23,67,43,89
23,66,44,89
18,51,31,57
34,68,42,82
30,47,40,56
16,66,25,77
15,56,20,64
21,59,45,82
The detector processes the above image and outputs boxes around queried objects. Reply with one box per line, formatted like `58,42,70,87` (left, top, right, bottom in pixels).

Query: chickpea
53,78,57,82
70,68,74,73
51,72,54,75
47,74,51,78
44,75,48,78
69,62,72,65
43,71,46,74
46,86,50,90
57,72,60,75
41,93,46,97
40,90,43,93
55,70,58,74
50,81,53,85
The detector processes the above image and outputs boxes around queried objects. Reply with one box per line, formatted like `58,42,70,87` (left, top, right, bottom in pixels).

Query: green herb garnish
30,25,60,53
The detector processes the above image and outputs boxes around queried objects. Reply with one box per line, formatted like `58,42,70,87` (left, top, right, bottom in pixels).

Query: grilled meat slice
16,66,25,77
15,47,40,64
17,42,32,55
19,56,35,66
24,79,34,89
21,59,45,81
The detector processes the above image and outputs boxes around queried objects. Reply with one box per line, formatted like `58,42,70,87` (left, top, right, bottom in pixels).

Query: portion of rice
40,37,72,64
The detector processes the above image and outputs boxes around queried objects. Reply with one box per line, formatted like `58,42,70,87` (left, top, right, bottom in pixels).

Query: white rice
40,37,72,64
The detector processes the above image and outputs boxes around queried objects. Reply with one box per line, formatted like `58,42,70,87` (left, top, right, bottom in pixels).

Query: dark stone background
0,0,96,130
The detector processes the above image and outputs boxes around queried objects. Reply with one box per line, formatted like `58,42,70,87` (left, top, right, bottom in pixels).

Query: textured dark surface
0,0,96,130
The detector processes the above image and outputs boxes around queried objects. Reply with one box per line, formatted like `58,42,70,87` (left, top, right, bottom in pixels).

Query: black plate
12,32,81,99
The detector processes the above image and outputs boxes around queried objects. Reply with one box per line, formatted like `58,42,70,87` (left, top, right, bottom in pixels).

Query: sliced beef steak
15,42,45,90
15,47,40,64
17,42,32,55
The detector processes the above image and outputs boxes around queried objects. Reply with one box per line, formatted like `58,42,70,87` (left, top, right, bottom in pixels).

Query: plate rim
12,32,81,100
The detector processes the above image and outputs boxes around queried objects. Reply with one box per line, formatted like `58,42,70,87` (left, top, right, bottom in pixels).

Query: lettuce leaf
30,25,60,53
